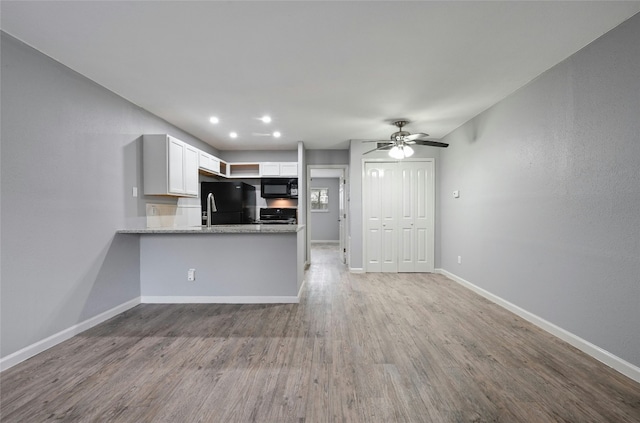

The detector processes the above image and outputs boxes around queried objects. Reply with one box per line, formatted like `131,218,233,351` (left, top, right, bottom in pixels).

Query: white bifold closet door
364,162,400,272
364,160,435,273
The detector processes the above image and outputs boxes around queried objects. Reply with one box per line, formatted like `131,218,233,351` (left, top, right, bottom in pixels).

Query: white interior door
364,162,399,272
398,165,416,272
364,159,434,273
398,161,435,272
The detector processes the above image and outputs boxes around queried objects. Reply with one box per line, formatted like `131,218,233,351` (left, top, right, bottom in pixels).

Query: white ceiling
2,1,639,151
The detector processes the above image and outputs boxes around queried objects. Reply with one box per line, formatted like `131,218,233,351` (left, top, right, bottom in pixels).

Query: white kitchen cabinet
260,162,298,177
198,155,300,179
260,162,281,176
198,151,221,175
143,134,199,197
280,162,298,176
184,144,199,196
167,137,185,194
198,151,211,172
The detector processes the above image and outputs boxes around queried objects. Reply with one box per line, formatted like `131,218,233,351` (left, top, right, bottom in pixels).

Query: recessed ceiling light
229,132,238,138
260,115,272,124
209,116,219,124
273,131,281,138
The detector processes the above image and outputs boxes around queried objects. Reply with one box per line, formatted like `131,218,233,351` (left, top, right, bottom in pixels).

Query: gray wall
309,178,340,241
439,14,640,367
0,33,216,358
306,149,349,165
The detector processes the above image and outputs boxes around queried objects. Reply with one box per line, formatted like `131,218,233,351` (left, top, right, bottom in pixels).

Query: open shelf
228,162,260,178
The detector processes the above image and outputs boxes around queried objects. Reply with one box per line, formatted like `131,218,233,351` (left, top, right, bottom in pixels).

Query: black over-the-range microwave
260,178,298,199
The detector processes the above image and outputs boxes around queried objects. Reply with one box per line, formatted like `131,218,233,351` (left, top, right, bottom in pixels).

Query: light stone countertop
117,224,304,234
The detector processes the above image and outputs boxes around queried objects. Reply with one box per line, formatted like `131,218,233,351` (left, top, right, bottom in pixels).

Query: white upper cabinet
260,162,280,177
167,137,185,194
198,151,221,175
143,134,199,197
260,162,298,177
280,162,298,177
144,135,299,193
184,144,199,196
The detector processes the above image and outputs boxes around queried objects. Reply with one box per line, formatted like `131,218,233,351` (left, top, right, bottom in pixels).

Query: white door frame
362,158,435,273
306,165,350,265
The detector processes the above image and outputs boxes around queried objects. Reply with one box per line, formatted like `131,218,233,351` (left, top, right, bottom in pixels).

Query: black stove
259,208,297,225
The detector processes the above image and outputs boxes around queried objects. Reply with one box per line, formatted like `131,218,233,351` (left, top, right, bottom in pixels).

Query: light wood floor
2,244,639,422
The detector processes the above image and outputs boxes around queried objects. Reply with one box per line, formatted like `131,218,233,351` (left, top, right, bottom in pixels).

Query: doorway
306,165,349,266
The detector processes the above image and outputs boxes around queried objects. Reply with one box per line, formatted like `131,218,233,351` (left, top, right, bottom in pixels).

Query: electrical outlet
187,268,196,281
457,256,462,264
453,190,460,198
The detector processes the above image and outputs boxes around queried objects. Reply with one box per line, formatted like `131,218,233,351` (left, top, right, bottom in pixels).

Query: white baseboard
349,267,365,274
141,295,300,304
297,277,307,299
0,297,141,372
436,268,640,384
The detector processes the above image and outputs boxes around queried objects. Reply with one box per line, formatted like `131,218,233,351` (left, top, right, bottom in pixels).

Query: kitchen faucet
206,192,217,228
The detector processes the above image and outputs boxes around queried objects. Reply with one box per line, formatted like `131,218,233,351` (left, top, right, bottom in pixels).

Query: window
310,187,329,212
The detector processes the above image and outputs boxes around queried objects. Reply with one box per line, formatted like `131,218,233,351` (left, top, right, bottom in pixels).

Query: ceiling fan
363,120,448,159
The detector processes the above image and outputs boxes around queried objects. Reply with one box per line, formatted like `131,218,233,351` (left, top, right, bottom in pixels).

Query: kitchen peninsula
118,224,305,303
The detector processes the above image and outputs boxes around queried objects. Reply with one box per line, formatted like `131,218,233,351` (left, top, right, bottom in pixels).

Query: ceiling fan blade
404,133,430,141
413,140,449,148
359,139,390,143
363,144,393,155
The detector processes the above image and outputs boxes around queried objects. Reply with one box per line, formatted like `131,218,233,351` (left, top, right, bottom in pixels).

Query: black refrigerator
201,182,256,225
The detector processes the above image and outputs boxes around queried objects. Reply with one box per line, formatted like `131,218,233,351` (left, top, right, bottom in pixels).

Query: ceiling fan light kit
363,120,449,159
389,144,414,159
